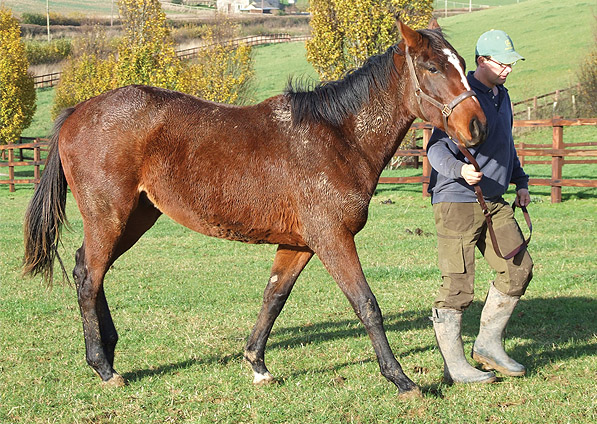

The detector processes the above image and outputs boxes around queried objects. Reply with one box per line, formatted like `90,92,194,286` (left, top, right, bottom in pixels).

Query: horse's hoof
398,386,423,400
102,373,127,388
253,371,275,385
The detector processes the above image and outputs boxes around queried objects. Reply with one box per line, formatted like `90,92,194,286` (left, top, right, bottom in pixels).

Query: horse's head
397,20,486,148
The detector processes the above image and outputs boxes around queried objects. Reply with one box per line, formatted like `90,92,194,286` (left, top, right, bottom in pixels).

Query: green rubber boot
431,308,496,384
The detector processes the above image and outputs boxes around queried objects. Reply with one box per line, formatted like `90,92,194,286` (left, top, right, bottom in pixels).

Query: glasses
484,57,516,70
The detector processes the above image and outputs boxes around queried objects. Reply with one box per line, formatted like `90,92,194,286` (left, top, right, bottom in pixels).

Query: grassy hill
2,0,117,16
251,0,595,103
20,0,596,137
437,0,595,100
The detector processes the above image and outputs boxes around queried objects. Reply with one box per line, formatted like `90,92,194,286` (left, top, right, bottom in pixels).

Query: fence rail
0,138,49,192
3,119,596,203
379,118,597,203
512,85,580,119
33,33,310,88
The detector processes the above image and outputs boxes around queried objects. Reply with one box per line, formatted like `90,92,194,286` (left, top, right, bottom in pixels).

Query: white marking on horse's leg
270,274,278,284
253,371,274,385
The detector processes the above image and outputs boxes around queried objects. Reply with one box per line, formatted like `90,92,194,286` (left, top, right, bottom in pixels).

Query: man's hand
515,188,531,207
460,163,483,185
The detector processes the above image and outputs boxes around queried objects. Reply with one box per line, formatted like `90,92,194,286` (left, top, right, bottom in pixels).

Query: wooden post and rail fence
379,117,597,204
33,33,311,89
2,118,596,203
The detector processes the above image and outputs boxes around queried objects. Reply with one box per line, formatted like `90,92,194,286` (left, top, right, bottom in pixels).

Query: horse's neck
349,86,416,180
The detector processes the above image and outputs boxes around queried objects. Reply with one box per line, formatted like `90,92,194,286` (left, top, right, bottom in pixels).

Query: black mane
285,29,449,127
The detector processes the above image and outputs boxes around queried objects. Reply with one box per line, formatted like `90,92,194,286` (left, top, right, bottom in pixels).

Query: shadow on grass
122,296,595,388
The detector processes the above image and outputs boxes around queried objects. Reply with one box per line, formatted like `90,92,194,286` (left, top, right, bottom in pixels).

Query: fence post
422,127,432,198
8,145,15,192
551,116,564,203
34,143,41,186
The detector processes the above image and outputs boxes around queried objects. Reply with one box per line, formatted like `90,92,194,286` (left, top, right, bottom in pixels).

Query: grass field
1,176,596,423
2,1,597,422
3,0,119,16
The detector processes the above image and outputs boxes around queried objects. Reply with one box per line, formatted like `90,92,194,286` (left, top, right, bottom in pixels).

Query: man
426,30,533,384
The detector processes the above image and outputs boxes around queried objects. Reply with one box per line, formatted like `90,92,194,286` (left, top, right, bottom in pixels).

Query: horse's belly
142,186,306,246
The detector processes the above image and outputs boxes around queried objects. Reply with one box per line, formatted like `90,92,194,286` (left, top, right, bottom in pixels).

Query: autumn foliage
306,0,434,80
0,7,36,144
53,0,254,118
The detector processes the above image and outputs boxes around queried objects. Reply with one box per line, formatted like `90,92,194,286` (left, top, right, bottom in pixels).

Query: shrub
25,39,72,65
577,16,597,117
21,12,46,26
21,12,82,27
0,7,36,144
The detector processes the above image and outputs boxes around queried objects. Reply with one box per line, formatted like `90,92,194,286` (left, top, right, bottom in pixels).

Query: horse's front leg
313,230,421,398
245,245,313,384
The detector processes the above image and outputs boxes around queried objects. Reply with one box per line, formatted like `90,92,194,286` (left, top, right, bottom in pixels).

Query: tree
306,0,434,80
116,0,181,89
52,29,118,118
52,0,254,116
0,7,36,144
577,15,597,116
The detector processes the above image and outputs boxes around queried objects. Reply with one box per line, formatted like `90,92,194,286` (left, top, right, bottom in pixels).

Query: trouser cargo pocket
437,232,465,274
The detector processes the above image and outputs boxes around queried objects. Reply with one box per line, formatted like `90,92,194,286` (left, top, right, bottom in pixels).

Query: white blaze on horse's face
442,48,472,92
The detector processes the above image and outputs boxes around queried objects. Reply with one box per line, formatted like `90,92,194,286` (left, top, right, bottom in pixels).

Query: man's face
482,57,514,85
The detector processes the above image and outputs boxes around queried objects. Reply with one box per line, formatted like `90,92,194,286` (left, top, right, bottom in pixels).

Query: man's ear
398,20,422,49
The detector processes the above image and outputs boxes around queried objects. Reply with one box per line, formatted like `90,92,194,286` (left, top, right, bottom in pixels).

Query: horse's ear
398,20,422,49
428,18,440,30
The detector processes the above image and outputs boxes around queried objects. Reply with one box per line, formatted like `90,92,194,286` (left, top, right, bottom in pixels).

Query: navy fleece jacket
426,71,529,204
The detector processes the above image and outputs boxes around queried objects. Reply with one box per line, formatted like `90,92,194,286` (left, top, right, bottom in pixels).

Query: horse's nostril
470,116,486,144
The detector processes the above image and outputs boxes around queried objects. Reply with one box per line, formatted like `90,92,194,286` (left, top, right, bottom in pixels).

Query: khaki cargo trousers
433,198,533,311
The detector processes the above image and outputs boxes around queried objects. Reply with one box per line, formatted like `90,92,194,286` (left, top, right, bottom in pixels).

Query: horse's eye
428,66,439,74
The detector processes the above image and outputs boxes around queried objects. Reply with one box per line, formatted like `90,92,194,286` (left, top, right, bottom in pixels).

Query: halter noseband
404,45,476,132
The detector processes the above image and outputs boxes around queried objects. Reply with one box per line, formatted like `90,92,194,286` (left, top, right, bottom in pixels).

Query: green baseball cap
475,29,524,64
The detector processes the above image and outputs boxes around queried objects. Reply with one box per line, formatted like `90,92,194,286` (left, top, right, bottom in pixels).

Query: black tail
23,108,75,285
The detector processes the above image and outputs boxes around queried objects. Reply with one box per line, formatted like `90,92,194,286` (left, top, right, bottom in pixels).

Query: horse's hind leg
74,194,161,386
73,245,118,368
245,245,313,384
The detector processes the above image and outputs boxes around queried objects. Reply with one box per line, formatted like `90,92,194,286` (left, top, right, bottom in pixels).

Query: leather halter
402,44,532,260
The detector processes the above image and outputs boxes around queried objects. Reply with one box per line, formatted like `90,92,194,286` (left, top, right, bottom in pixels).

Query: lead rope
455,143,532,260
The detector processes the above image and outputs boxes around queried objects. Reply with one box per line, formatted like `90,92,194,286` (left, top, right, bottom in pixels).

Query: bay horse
23,20,486,397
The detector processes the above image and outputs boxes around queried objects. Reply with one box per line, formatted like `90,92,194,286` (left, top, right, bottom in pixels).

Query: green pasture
2,0,117,16
2,1,597,421
1,176,596,423
437,0,595,99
